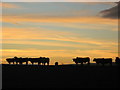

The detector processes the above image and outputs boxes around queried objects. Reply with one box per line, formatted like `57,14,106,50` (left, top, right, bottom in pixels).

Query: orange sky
1,2,118,65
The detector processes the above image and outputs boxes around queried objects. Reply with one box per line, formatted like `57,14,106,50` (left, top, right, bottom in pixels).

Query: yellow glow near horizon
1,2,118,65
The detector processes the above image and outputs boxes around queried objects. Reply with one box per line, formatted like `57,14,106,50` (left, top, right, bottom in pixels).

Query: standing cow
40,57,50,65
6,56,29,65
29,57,50,65
93,58,112,66
15,57,29,65
73,57,90,65
6,58,15,64
115,57,120,65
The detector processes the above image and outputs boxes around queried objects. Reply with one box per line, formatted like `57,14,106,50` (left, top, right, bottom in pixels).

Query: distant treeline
6,56,120,66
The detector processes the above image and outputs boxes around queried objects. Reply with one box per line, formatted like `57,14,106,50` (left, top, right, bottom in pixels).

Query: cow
6,57,29,65
40,57,49,65
29,58,39,65
115,57,120,64
15,57,29,65
29,57,50,65
73,57,90,65
6,56,50,65
93,58,112,66
6,58,15,64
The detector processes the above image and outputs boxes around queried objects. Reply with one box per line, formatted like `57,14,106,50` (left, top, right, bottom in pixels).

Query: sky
1,0,120,2
1,1,119,65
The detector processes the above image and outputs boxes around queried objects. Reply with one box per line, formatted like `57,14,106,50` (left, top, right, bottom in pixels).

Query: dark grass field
2,63,120,89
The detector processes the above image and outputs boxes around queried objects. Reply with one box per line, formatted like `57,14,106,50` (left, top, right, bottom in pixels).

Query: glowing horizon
1,2,118,65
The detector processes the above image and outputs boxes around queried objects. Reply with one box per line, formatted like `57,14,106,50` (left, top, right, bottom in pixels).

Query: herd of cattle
6,57,50,65
6,56,120,65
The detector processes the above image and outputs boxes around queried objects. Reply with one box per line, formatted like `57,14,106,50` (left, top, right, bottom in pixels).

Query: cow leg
75,62,78,65
39,62,42,65
88,61,90,65
20,62,22,65
81,62,83,66
39,63,41,65
26,61,28,65
13,62,15,64
44,63,45,66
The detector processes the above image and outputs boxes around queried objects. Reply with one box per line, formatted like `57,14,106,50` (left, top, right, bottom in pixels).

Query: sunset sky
1,1,119,65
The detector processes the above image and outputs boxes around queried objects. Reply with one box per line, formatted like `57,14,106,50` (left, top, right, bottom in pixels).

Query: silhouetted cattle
115,57,120,64
93,58,112,66
6,57,29,65
73,57,90,65
29,57,50,65
6,58,15,64
6,56,50,65
15,57,29,65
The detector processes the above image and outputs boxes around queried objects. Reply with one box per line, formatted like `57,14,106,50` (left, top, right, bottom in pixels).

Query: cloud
0,3,20,8
99,2,120,19
2,27,117,45
3,15,118,26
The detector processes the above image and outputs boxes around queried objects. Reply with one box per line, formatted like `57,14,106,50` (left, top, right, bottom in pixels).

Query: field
2,64,120,89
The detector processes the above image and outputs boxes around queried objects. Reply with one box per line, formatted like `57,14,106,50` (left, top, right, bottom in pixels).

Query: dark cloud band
99,2,120,19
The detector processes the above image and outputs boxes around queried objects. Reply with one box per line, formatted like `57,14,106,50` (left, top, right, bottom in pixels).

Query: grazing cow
115,57,120,64
29,58,39,65
73,57,90,65
29,57,50,65
93,58,112,66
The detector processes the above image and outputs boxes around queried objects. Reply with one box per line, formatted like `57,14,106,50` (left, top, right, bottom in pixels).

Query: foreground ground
2,64,120,89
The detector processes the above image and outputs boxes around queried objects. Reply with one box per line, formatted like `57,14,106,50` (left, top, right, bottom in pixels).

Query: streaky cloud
1,2,20,8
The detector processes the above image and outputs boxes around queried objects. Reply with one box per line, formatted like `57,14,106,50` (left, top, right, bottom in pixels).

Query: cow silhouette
6,56,50,65
73,57,90,65
15,57,29,65
115,57,120,65
29,57,50,65
93,58,112,66
6,58,16,64
6,56,29,65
